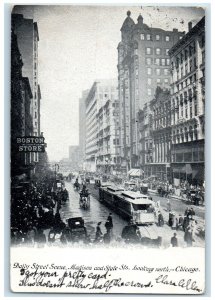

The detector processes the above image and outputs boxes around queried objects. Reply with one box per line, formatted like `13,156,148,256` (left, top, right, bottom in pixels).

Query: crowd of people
11,178,69,247
10,172,204,248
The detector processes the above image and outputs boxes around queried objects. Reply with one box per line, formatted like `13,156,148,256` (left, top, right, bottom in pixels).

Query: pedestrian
157,211,164,227
170,232,178,247
188,207,195,218
94,222,103,243
184,206,190,217
171,213,177,230
167,199,171,212
183,215,190,232
177,215,184,230
184,228,193,247
106,213,113,235
168,211,173,227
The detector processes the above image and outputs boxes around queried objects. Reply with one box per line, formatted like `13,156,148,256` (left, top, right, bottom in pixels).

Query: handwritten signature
155,274,202,292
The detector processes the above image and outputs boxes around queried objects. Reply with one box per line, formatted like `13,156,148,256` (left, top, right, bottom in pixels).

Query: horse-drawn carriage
79,192,90,209
73,181,80,191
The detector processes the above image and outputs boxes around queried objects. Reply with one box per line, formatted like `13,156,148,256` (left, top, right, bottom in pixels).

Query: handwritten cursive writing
155,274,202,292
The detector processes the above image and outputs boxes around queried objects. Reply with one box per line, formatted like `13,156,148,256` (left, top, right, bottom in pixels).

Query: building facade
138,103,153,176
148,88,172,181
12,13,41,165
169,17,205,184
96,86,120,174
117,11,184,170
85,80,120,173
11,28,33,177
79,90,88,170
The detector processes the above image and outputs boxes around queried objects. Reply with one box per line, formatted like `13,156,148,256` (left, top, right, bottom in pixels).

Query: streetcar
99,186,156,225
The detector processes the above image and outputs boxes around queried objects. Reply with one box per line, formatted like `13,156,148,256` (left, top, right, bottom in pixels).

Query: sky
13,5,205,161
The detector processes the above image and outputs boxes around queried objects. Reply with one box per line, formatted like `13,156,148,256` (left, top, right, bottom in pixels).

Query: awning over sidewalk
128,169,143,177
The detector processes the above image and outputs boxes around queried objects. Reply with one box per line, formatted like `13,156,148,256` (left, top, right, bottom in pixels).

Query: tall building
148,87,172,181
11,28,33,177
85,79,119,173
12,13,41,164
117,11,184,170
138,102,153,175
169,17,205,184
96,84,120,174
79,90,88,170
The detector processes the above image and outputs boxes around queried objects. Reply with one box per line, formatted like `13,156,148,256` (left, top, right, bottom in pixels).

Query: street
60,182,127,240
59,181,205,248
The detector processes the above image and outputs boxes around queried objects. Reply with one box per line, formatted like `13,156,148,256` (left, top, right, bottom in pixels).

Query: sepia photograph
9,4,207,294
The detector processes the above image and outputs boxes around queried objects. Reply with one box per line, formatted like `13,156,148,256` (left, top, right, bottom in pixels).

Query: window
164,78,169,84
189,59,193,72
146,58,152,65
164,69,169,75
161,58,165,66
156,34,160,41
35,112,37,118
147,34,151,41
165,35,170,42
185,63,188,75
147,78,152,85
146,47,152,54
140,33,144,40
135,68,138,76
189,45,193,56
157,78,161,84
179,36,183,40
147,68,152,75
134,49,138,55
156,68,161,75
166,49,169,55
166,58,170,65
155,58,160,65
156,48,161,55
147,88,152,96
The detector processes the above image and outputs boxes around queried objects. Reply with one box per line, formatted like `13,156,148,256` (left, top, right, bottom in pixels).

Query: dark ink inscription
155,275,202,292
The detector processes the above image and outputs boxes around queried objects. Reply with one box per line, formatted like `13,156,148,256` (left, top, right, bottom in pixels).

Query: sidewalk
148,189,205,211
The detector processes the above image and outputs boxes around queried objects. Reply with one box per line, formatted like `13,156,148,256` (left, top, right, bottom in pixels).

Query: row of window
175,74,197,92
146,57,170,66
146,47,170,55
147,78,169,85
140,33,181,42
147,67,170,76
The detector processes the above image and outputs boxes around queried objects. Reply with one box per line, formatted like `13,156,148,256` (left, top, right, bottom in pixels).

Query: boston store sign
16,136,46,152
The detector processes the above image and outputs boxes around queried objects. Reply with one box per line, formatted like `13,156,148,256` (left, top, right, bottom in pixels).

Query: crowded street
10,7,206,250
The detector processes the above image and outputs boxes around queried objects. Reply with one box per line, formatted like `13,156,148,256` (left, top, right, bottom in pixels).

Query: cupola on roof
121,11,135,31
